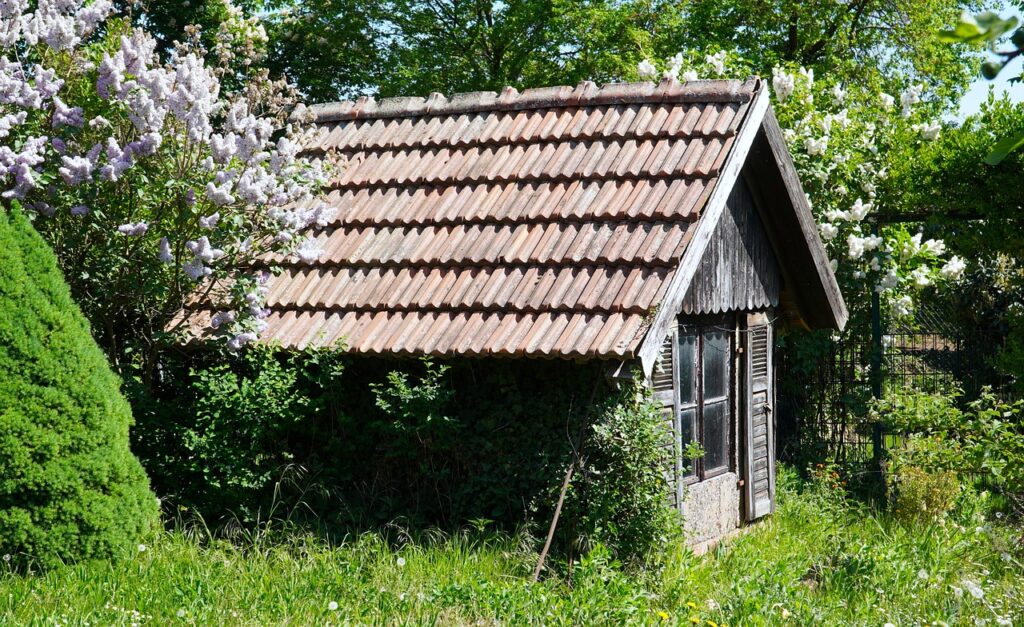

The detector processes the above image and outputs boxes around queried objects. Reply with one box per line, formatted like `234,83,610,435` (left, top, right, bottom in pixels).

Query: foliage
0,468,1020,624
890,464,961,526
940,10,1024,163
564,385,679,568
878,389,1024,516
0,205,158,571
135,353,676,564
137,1,982,107
2,0,329,368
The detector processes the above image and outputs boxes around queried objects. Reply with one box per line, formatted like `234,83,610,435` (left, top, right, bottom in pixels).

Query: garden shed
188,76,847,545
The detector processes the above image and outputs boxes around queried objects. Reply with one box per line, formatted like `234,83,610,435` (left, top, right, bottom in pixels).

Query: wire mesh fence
776,299,1009,469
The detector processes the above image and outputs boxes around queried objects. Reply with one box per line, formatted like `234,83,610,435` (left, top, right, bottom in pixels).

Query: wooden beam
637,81,771,379
744,109,848,332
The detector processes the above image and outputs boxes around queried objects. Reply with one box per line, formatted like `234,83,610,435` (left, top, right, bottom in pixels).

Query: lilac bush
1,0,331,357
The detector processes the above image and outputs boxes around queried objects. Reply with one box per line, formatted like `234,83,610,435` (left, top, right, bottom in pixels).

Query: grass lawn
1,469,1020,626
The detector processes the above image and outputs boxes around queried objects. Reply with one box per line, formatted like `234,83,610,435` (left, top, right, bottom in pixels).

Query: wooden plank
637,84,770,378
742,110,847,331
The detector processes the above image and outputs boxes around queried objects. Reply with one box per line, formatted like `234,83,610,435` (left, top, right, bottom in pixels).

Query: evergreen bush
0,206,158,570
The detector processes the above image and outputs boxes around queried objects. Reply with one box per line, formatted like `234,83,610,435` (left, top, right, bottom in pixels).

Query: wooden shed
187,77,846,544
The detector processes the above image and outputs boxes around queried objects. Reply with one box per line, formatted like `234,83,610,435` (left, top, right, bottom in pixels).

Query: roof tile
186,78,763,358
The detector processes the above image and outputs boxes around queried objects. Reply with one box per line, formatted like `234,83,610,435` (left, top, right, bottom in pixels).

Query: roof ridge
303,77,762,123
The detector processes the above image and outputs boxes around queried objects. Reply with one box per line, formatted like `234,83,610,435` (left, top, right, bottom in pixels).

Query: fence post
870,222,884,470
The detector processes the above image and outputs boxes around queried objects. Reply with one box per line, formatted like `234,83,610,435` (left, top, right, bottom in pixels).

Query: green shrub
564,385,679,567
136,353,677,565
878,389,1024,519
890,464,961,525
0,206,158,570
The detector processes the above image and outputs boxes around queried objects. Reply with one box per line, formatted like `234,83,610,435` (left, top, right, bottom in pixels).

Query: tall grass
0,468,1020,625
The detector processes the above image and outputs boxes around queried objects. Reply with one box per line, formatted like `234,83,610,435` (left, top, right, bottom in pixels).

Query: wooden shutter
652,324,682,510
743,312,775,520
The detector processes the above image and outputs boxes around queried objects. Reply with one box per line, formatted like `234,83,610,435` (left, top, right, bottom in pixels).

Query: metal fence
776,299,1009,468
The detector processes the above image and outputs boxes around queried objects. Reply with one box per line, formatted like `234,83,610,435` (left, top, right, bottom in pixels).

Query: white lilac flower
117,221,148,237
770,67,794,101
848,198,871,221
900,84,923,118
921,238,946,256
705,51,727,75
772,68,795,102
798,66,814,86
830,84,846,104
804,136,828,156
158,236,174,263
863,235,883,251
847,234,866,260
681,69,698,82
914,121,941,141
880,93,894,110
941,256,966,280
876,269,898,293
829,259,838,272
869,257,881,272
894,295,913,317
962,579,984,600
819,223,838,240
861,181,877,196
911,266,931,287
664,53,684,80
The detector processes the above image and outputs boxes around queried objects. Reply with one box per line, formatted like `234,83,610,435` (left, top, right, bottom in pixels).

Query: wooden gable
681,178,780,316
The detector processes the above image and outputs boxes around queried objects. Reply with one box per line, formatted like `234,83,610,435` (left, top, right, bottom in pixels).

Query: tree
654,0,981,105
0,205,158,570
2,0,330,375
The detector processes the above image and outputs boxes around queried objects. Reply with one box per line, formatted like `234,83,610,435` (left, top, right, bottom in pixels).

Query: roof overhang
636,87,847,378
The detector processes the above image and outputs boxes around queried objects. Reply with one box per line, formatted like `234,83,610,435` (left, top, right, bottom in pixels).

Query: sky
956,2,1024,119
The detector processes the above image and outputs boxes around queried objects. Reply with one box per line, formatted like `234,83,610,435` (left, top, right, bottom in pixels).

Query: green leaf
985,130,1024,165
939,11,1019,45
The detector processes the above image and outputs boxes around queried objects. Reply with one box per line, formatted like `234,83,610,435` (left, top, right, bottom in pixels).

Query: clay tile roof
186,77,767,360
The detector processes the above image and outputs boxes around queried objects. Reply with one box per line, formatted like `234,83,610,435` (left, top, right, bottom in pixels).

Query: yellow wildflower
657,611,669,621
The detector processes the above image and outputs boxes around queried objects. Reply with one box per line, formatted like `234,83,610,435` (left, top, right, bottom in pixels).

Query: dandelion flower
962,579,984,599
137,544,147,552
396,556,406,568
176,609,185,618
327,601,339,611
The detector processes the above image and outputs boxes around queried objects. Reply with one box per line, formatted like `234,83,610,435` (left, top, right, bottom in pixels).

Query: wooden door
743,312,775,520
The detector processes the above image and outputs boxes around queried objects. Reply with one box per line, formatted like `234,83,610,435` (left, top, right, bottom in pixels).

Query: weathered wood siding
681,178,780,315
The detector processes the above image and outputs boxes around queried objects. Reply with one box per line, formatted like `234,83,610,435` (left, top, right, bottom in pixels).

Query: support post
869,221,884,469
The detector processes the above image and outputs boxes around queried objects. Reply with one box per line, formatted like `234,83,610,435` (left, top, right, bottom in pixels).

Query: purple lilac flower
158,236,174,263
117,221,148,236
58,154,93,185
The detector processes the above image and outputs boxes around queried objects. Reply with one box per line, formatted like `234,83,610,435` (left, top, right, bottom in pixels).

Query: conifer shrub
0,206,158,570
